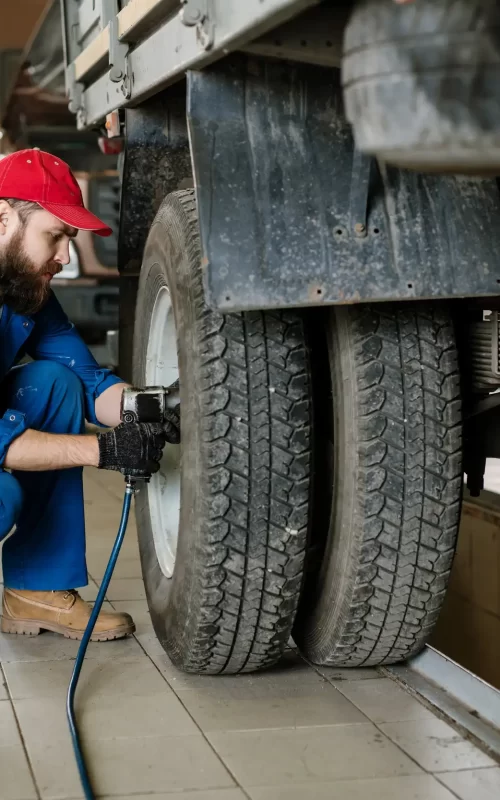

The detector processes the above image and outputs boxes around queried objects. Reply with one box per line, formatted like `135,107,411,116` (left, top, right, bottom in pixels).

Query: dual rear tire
133,190,463,673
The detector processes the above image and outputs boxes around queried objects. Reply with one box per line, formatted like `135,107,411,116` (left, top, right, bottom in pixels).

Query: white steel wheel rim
145,284,180,578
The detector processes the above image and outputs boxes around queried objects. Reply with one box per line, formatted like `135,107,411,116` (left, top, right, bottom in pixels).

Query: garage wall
431,500,500,691
0,49,22,120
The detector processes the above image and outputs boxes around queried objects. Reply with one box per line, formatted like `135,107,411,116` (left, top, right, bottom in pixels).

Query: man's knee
20,360,82,392
0,472,23,540
7,361,85,433
14,361,84,406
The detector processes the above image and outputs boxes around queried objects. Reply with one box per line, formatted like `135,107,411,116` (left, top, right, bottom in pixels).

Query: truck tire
343,0,500,173
133,190,313,674
294,304,463,667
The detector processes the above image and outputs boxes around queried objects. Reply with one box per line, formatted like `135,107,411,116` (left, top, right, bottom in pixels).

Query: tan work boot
1,588,135,642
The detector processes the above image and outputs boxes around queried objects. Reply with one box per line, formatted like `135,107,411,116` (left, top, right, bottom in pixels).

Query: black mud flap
187,57,500,312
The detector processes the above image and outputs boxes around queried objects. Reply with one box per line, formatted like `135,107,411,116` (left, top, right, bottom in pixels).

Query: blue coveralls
0,292,123,590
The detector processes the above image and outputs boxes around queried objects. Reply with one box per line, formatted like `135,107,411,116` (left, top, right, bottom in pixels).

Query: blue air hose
66,481,136,800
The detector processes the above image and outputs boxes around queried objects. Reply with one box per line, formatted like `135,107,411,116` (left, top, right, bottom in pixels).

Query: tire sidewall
133,192,206,662
296,308,364,658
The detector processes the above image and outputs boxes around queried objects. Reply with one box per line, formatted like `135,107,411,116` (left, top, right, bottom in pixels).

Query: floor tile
99,792,246,800
28,734,234,798
83,482,119,500
248,774,458,800
85,506,124,524
85,467,127,502
24,735,84,799
318,667,382,683
177,679,367,731
0,670,8,700
5,656,168,700
111,600,154,635
85,538,139,560
337,678,438,723
0,629,142,663
0,744,38,800
84,469,122,495
86,514,137,536
77,581,99,602
15,691,198,741
135,631,168,659
438,767,500,800
87,549,141,572
87,556,142,580
85,518,130,540
88,735,234,795
82,692,198,739
109,599,150,616
96,577,146,601
379,719,496,772
208,723,423,786
84,478,120,495
14,698,72,743
0,699,20,747
83,483,119,502
153,650,326,692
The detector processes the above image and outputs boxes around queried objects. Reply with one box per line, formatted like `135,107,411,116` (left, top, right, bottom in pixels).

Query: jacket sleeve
26,292,124,425
0,410,28,466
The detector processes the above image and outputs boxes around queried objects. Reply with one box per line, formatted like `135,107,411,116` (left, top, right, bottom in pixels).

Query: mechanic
0,149,179,642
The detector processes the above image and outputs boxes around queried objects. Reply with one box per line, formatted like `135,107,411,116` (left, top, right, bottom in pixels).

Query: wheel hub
144,284,181,578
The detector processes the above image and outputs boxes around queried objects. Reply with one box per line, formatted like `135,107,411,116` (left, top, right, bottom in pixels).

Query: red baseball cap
0,149,112,237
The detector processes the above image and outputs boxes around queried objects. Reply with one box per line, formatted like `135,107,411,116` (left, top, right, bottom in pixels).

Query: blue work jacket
0,291,123,464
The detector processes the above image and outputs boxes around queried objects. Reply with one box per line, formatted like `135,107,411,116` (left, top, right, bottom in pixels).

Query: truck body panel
62,0,322,127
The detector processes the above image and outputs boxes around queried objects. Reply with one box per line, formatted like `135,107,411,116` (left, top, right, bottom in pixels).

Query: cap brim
39,202,113,237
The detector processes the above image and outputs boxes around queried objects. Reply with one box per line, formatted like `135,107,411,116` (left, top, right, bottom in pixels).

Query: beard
0,228,57,315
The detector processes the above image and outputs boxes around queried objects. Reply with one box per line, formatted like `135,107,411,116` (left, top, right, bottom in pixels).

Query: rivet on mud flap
343,0,500,174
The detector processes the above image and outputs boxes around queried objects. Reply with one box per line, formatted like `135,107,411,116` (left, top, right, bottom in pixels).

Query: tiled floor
1,468,499,800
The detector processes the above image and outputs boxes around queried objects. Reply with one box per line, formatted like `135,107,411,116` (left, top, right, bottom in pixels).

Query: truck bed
62,0,344,127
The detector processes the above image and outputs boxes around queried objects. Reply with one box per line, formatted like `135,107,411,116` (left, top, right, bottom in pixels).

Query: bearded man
0,149,178,641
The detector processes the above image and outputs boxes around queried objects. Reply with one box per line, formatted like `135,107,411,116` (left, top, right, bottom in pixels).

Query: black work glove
97,419,179,474
163,406,181,445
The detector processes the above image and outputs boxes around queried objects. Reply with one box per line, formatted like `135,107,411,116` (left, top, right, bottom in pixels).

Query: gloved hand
97,419,179,474
163,406,181,445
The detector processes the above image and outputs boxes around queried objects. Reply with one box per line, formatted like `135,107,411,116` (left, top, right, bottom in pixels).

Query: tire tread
298,303,462,667
138,191,312,674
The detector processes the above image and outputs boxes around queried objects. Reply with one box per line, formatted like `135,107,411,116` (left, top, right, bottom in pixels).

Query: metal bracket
109,15,131,98
349,150,373,238
66,63,86,127
180,0,214,51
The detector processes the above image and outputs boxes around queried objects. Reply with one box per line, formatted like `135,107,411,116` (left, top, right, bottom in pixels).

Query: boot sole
0,615,136,642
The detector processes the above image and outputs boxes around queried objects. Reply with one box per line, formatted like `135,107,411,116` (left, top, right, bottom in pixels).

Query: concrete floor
1,468,500,800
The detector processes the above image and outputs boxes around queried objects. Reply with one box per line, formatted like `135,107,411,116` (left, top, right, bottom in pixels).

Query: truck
59,0,500,675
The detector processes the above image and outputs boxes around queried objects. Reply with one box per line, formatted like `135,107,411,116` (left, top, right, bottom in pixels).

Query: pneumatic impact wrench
119,384,180,481
66,385,180,800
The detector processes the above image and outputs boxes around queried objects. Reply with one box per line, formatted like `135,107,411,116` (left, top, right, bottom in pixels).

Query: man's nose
55,242,71,266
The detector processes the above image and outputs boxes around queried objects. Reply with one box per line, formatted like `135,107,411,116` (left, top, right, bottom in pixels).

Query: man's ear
0,199,13,236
